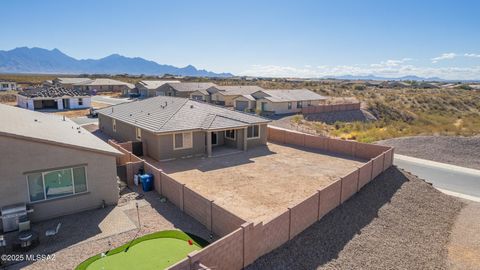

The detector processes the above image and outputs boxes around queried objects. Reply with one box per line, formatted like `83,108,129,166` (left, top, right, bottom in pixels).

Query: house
17,87,91,111
0,80,17,91
73,78,135,95
209,85,264,107
156,82,216,98
0,104,121,223
135,80,181,98
53,77,92,89
243,89,327,114
97,96,270,161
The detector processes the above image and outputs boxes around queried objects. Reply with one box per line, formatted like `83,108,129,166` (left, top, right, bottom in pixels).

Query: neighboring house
156,82,216,98
53,77,92,89
0,104,121,224
245,89,327,114
135,80,180,98
209,85,264,107
73,78,135,95
97,96,270,161
0,81,17,91
17,87,91,111
189,89,211,102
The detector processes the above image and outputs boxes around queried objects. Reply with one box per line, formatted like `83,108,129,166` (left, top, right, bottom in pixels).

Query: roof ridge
158,98,190,130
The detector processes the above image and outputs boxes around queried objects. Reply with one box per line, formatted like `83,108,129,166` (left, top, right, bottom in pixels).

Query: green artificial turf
76,230,209,270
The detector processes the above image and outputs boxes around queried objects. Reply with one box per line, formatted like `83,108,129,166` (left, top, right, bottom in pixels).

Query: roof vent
34,119,38,122
190,105,194,109
63,115,66,121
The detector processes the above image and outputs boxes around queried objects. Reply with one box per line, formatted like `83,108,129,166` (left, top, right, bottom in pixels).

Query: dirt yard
157,143,366,222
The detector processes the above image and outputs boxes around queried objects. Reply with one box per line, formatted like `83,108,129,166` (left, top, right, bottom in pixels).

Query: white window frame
287,102,292,110
225,129,236,140
26,166,89,203
173,132,193,150
112,119,116,132
247,125,260,140
136,127,142,140
78,98,83,106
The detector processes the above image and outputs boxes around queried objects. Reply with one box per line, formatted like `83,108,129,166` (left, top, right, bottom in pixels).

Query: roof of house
137,80,181,90
260,89,327,102
74,78,134,89
56,77,92,84
18,87,90,98
0,104,121,156
97,96,270,133
214,85,265,96
165,82,217,92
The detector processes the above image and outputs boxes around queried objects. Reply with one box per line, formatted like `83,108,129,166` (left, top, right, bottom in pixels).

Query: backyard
155,143,366,222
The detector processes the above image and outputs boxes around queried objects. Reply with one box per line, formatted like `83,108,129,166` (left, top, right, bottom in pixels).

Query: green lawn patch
76,230,209,270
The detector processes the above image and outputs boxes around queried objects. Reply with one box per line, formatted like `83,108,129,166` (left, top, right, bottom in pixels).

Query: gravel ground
304,109,376,124
377,136,480,170
448,200,480,270
247,167,465,270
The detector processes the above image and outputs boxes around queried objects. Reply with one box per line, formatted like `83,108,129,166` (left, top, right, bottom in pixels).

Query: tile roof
75,78,134,89
137,80,181,90
214,85,265,96
166,82,217,92
18,87,90,98
261,89,327,102
0,104,121,156
97,96,270,133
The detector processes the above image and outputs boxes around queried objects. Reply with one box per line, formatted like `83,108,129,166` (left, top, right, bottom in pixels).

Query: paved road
394,154,480,199
92,95,133,105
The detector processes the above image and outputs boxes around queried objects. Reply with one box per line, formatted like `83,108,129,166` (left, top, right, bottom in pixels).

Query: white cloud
240,61,480,80
431,53,457,63
370,58,412,68
465,53,480,58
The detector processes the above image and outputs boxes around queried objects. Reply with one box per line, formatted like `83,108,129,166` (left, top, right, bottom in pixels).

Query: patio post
243,127,248,151
207,131,212,157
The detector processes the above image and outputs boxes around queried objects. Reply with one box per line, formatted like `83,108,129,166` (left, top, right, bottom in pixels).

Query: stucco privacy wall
302,102,361,114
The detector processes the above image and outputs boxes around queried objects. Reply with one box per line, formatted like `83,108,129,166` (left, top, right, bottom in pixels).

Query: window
287,102,292,110
27,166,88,203
225,129,235,140
109,85,114,91
112,119,116,132
173,132,193,150
78,98,83,106
136,128,142,140
307,100,311,106
247,125,260,139
2,84,8,88
297,101,303,108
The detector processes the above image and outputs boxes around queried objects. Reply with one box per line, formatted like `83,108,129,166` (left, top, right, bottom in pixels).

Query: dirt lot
247,167,470,270
157,143,366,222
377,135,480,170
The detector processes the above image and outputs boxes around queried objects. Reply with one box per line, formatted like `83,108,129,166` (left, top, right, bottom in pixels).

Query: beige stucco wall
256,99,322,114
0,135,119,225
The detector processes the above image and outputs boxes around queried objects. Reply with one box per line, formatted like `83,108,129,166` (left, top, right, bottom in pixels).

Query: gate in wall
117,164,127,183
132,141,143,156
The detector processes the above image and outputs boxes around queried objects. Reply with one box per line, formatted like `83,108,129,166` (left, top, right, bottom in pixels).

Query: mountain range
323,74,445,81
0,47,233,77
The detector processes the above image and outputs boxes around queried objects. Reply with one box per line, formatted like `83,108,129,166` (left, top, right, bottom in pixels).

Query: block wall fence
302,102,361,114
108,124,394,270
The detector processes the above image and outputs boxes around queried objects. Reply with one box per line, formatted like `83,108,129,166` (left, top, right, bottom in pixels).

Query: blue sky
2,0,480,79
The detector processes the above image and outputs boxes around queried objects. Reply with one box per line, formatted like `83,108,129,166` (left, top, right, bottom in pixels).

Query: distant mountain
0,47,233,77
325,74,445,81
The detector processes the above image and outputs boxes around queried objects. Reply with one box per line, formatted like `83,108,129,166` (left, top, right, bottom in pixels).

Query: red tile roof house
0,104,121,226
97,96,270,161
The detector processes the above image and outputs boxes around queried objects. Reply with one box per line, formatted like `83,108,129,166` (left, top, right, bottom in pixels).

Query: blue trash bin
140,174,154,192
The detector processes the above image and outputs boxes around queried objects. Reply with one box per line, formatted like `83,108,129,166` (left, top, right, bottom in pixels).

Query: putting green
76,230,208,270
